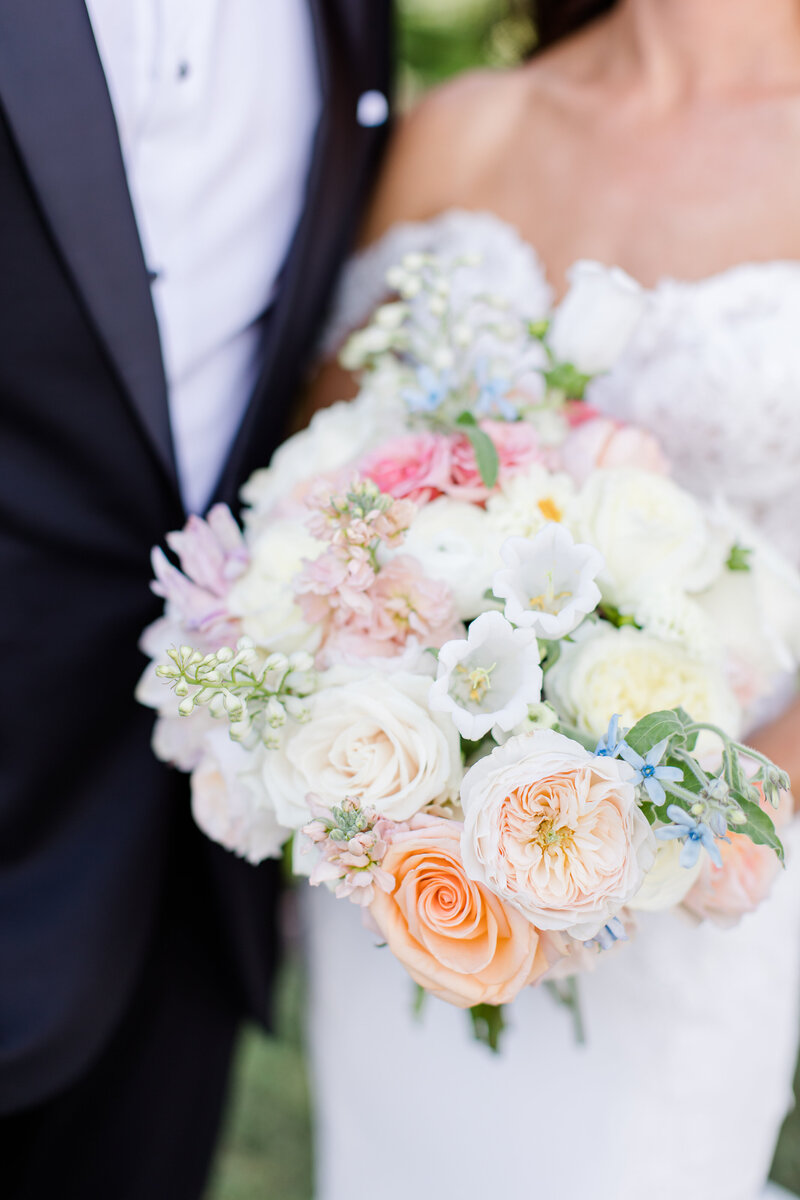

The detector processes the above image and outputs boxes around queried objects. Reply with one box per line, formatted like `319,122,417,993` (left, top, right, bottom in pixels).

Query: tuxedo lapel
0,1,177,490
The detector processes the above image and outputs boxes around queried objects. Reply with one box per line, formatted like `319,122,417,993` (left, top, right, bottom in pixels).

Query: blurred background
205,3,800,1196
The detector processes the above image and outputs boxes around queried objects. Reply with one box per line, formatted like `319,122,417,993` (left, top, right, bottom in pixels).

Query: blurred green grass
206,2,800,1195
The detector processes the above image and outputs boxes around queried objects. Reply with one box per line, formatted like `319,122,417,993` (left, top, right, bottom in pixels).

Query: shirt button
177,61,191,80
356,90,389,128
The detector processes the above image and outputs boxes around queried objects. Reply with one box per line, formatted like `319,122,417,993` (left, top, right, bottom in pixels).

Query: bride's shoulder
360,65,554,244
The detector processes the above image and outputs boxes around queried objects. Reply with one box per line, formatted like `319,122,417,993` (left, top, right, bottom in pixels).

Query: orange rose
370,815,547,1008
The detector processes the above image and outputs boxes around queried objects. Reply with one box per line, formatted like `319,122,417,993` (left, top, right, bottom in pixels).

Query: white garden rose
226,520,322,655
548,261,646,375
627,838,702,912
192,729,288,864
263,669,462,828
576,468,725,608
544,623,741,739
460,730,655,939
396,497,503,620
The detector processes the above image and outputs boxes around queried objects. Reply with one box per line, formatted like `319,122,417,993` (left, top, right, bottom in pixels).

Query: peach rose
558,416,669,486
370,815,547,1008
460,730,656,940
682,788,787,928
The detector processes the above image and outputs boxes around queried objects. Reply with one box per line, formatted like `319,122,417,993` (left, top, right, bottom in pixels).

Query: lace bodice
326,209,800,565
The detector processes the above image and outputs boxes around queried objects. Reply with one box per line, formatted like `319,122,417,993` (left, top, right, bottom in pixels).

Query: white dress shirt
85,0,321,512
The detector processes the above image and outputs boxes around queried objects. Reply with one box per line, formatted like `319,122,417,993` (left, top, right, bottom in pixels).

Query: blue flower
619,737,683,805
402,365,454,414
473,359,518,422
594,714,627,758
584,916,628,951
655,804,723,869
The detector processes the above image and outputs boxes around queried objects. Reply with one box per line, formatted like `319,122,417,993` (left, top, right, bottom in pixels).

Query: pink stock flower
303,796,398,907
558,416,670,486
447,420,543,502
150,504,248,647
318,556,462,664
359,432,452,504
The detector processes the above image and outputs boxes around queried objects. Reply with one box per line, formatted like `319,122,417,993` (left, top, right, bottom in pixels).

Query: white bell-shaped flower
492,523,604,639
429,611,543,741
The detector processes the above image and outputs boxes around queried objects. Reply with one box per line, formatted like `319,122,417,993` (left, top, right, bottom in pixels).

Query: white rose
627,838,702,912
544,623,741,739
460,730,655,939
577,468,725,608
227,520,322,655
191,729,288,864
263,670,462,828
548,261,646,375
396,497,503,620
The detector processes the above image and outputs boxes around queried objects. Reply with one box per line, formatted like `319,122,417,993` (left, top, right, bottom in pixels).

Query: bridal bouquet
139,249,799,1043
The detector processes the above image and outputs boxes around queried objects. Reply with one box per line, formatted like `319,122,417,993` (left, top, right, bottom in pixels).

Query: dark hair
532,0,618,51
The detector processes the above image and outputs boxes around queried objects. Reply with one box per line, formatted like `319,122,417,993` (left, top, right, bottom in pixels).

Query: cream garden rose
544,623,741,740
370,815,548,1008
577,467,724,609
226,519,323,655
460,730,655,939
262,670,462,829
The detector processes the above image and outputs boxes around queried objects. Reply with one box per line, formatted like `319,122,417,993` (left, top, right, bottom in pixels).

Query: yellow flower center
537,497,563,522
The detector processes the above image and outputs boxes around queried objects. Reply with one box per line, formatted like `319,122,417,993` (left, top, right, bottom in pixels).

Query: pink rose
447,420,543,502
370,816,548,1008
359,433,452,504
558,417,669,486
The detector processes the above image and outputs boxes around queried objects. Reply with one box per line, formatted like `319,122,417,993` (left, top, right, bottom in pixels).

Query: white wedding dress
305,211,800,1200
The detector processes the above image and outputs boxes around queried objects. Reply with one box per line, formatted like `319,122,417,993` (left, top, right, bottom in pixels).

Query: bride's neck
607,0,800,101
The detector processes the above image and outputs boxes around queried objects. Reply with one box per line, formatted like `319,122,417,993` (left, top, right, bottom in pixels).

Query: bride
302,1,800,1197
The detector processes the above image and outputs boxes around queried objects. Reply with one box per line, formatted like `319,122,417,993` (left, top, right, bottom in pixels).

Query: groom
0,2,392,1196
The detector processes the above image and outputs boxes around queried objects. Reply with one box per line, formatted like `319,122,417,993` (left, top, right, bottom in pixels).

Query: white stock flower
460,730,655,939
136,615,216,770
227,520,322,655
548,261,646,375
492,523,604,639
544,623,742,739
262,669,462,828
627,838,703,912
191,729,288,864
577,468,725,609
396,497,503,620
429,611,543,740
485,463,578,541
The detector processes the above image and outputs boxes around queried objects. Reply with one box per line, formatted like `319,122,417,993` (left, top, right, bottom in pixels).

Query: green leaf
598,602,639,630
469,1003,506,1052
734,796,785,864
624,709,691,757
456,416,499,489
543,361,592,400
726,543,753,572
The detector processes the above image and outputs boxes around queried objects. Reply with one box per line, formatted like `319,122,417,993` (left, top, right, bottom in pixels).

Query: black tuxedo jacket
0,0,392,1113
